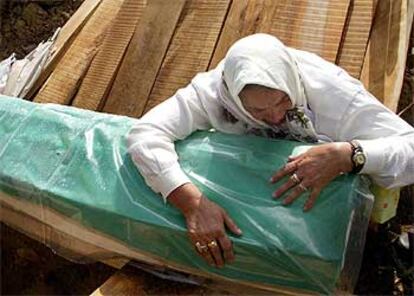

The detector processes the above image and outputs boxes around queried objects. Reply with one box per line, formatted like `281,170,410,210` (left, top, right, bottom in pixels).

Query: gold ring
207,240,218,249
290,173,301,184
195,241,208,253
298,183,308,191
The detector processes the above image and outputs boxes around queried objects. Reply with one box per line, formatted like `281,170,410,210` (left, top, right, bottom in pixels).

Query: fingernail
273,192,279,198
269,177,274,183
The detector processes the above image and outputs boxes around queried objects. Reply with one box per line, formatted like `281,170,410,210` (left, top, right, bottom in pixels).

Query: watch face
354,152,366,165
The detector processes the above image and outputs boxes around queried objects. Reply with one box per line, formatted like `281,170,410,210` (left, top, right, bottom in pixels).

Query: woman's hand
270,142,353,211
168,183,242,267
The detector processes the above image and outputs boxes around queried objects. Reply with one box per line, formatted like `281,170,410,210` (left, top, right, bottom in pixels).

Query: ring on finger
290,173,301,184
195,241,209,253
298,183,308,191
207,240,218,249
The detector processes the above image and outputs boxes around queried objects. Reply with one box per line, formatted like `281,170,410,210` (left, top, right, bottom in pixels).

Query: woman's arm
127,73,242,267
270,90,414,211
127,84,211,200
337,91,414,188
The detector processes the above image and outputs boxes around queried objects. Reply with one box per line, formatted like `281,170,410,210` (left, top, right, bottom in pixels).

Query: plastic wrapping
0,95,373,294
0,54,15,93
0,28,59,98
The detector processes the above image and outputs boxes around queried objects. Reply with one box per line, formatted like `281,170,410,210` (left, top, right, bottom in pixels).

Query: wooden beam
0,192,308,295
209,0,278,69
360,0,414,112
26,0,103,100
33,0,124,105
270,0,350,63
102,0,186,117
90,266,147,296
0,203,130,268
0,193,163,266
337,0,377,79
142,0,231,115
72,0,146,111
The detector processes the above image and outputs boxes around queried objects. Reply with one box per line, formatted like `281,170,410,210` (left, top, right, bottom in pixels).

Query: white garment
127,34,414,202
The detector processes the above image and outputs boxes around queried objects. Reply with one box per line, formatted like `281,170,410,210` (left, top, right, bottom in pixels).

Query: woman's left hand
270,142,354,211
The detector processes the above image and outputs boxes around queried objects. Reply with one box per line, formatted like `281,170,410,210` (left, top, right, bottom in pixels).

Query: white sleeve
127,84,212,202
337,91,414,188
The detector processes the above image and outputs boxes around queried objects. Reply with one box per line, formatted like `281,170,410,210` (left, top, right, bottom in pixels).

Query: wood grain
72,0,146,111
90,267,147,296
270,0,350,63
102,0,186,117
360,0,414,112
26,0,103,100
337,0,377,78
142,0,231,115
33,0,124,105
209,0,279,69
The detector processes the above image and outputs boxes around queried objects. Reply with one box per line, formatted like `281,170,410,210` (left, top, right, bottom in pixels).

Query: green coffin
0,95,372,294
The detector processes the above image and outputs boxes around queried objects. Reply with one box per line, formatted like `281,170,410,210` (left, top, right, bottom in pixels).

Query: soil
0,0,84,61
1,1,413,295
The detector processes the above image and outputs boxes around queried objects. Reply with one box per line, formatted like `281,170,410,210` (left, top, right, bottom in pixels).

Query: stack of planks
2,0,413,294
28,0,414,116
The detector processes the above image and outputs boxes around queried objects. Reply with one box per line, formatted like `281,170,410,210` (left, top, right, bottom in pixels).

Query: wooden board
336,0,377,78
0,193,164,266
142,0,231,115
0,204,129,269
361,0,414,112
26,0,103,100
209,0,279,69
33,0,124,105
72,0,146,111
0,192,309,296
102,0,186,117
270,0,350,63
90,266,147,296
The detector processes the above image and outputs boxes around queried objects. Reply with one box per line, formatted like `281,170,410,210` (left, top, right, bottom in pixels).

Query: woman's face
239,85,293,126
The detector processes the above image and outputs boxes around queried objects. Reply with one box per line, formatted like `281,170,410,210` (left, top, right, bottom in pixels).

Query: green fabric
0,96,372,293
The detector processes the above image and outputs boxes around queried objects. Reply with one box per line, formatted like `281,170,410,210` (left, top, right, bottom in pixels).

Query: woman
127,34,414,268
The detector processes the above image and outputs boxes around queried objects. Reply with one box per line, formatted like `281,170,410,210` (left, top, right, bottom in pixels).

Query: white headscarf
219,33,318,142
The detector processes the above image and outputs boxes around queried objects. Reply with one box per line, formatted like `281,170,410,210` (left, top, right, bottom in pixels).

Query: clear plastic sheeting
0,29,59,98
0,95,373,294
0,54,15,93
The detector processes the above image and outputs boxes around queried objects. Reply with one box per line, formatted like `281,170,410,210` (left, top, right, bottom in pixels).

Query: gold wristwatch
350,140,366,174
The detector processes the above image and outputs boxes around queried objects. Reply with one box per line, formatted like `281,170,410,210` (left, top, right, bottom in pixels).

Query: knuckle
188,228,197,235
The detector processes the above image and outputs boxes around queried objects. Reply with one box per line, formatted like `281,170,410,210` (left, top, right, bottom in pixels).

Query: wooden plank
0,203,131,267
102,0,186,117
0,193,163,266
336,0,377,78
361,0,414,112
72,0,146,111
142,0,231,115
270,0,350,63
33,0,124,105
209,0,279,69
26,0,103,100
0,192,309,295
90,267,147,296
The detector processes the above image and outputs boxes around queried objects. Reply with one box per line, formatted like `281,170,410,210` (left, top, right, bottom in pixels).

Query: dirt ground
1,1,413,295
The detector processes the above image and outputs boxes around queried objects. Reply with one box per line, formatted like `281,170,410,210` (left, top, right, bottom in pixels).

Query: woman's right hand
168,183,242,267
